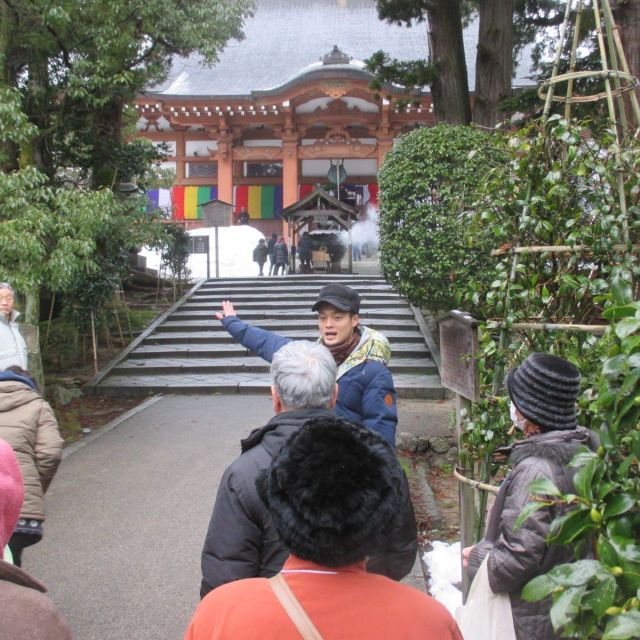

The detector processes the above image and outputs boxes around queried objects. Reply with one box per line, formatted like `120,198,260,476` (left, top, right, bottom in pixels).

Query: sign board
201,199,233,227
439,311,480,402
189,235,210,254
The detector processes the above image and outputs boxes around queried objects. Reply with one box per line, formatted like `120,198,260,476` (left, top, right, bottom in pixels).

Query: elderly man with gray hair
199,340,418,597
0,283,28,371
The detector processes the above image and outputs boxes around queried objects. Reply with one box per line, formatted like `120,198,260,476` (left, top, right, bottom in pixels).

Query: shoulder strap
269,573,324,640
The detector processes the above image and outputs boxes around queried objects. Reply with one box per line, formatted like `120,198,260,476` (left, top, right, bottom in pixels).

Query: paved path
27,394,451,640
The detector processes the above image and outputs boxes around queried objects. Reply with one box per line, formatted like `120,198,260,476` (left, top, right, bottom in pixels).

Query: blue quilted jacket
221,316,398,444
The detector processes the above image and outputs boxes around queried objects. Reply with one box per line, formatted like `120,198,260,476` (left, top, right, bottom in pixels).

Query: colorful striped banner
234,185,283,219
156,183,377,221
163,186,218,220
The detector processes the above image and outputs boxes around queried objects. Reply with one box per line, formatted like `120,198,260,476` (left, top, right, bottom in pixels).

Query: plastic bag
455,556,516,640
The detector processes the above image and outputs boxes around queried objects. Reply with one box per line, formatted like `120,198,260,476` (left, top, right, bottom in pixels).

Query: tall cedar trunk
473,0,514,127
92,100,125,188
426,0,471,124
612,0,640,129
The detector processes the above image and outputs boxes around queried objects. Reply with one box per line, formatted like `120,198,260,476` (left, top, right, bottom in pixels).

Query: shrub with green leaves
377,124,499,311
461,117,639,462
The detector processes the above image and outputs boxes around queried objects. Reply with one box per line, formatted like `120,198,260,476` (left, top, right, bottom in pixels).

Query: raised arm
215,300,291,362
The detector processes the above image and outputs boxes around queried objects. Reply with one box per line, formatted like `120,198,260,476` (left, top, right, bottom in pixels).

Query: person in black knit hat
462,353,598,640
185,417,462,640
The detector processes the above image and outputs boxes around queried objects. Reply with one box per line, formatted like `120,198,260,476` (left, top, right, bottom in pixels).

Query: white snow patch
139,225,268,279
423,541,463,615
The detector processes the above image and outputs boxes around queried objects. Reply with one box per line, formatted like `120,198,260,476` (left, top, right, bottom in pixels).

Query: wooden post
455,393,475,601
439,311,480,602
212,227,216,279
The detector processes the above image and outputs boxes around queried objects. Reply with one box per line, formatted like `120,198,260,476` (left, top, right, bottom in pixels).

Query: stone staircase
88,275,444,398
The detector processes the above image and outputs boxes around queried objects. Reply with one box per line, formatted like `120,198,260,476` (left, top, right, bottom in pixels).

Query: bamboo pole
542,0,574,118
565,0,584,121
454,468,500,496
593,0,631,245
491,244,640,256
44,292,56,347
490,321,608,335
90,311,99,375
601,0,640,126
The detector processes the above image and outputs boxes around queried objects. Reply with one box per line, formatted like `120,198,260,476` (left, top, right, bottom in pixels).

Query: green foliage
378,124,499,310
458,117,639,460
160,223,191,283
515,302,640,638
365,51,436,96
1,0,250,353
0,87,37,154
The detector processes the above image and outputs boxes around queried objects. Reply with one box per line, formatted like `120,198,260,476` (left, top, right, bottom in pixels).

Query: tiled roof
148,0,535,98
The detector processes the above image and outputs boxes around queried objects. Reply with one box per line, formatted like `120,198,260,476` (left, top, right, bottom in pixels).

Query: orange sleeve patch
384,393,394,407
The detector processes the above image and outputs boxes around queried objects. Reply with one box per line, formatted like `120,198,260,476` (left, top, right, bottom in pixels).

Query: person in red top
184,417,462,640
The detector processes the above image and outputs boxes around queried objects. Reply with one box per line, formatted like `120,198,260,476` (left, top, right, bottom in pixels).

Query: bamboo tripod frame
463,1,640,545
495,0,639,368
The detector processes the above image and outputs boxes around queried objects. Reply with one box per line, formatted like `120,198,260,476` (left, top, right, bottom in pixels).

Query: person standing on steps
215,283,398,444
267,232,278,276
252,238,269,277
272,236,288,276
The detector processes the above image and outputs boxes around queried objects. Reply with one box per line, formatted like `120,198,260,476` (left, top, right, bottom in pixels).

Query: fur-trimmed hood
336,326,391,380
505,426,597,467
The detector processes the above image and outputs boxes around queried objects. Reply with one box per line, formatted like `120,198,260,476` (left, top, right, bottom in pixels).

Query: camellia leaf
548,509,596,546
582,575,617,617
603,610,640,639
527,477,563,497
615,319,640,340
603,495,636,520
598,536,621,567
573,458,597,499
550,585,587,630
522,574,557,602
514,501,549,530
547,560,606,587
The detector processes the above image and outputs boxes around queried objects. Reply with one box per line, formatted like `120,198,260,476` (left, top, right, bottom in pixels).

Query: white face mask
510,401,526,431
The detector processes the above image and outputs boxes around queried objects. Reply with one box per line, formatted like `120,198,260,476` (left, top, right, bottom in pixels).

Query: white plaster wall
301,158,377,177
242,139,283,147
186,140,216,156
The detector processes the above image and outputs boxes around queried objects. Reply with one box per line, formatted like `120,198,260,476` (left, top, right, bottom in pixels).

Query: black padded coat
467,427,596,640
200,407,418,597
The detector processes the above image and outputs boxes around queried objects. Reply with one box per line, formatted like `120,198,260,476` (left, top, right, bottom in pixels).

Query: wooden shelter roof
280,187,358,229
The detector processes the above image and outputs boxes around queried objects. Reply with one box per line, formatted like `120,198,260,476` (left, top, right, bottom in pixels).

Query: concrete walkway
27,393,453,640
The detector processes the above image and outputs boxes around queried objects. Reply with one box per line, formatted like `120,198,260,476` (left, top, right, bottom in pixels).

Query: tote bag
455,556,517,640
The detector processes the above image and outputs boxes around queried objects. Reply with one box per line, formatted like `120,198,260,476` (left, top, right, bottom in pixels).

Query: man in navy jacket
216,283,398,444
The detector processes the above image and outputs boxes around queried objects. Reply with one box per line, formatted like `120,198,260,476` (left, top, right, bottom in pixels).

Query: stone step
174,308,415,320
89,275,444,399
94,372,446,400
128,341,431,359
112,356,438,375
194,288,395,299
143,329,427,343
157,318,420,331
